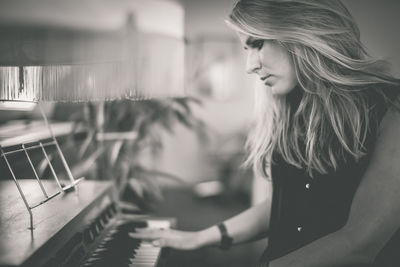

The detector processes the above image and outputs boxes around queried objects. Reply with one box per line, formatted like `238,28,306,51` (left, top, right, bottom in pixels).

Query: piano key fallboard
0,179,172,267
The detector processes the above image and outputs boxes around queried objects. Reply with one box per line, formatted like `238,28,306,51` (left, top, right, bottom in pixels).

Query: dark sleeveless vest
258,87,400,267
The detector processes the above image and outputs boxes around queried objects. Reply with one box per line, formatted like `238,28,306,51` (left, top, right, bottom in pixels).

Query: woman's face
238,32,298,96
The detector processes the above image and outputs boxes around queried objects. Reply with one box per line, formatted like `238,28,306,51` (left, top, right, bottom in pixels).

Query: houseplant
54,97,206,211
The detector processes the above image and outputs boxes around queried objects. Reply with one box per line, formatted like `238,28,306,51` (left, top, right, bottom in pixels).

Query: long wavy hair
227,0,400,178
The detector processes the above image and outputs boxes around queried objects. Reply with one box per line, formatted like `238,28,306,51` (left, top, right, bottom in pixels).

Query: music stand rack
0,104,84,230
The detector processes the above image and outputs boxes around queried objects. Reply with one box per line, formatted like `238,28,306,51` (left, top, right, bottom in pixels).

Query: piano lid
0,0,185,102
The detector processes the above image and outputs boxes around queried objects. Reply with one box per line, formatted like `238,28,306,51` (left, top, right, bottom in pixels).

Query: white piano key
131,263,157,266
130,263,156,267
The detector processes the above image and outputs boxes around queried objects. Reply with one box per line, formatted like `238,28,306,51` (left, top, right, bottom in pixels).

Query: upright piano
0,179,173,267
0,0,184,266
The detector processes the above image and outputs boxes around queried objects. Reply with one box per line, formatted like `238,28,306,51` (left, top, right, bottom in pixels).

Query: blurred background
0,0,399,266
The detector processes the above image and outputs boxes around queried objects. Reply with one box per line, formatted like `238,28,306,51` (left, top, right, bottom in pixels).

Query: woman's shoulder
372,97,400,161
379,101,400,134
378,81,400,120
367,82,400,124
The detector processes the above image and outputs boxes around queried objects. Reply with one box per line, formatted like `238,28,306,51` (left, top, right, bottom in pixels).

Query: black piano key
89,235,139,260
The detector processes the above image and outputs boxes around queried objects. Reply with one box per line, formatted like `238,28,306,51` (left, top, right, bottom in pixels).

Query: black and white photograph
0,0,399,266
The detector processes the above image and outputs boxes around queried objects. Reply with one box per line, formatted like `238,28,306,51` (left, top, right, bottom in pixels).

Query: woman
130,0,400,266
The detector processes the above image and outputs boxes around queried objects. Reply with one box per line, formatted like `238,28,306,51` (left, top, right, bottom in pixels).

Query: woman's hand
129,228,203,250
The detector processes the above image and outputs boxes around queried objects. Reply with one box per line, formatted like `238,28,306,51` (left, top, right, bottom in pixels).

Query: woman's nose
246,50,261,74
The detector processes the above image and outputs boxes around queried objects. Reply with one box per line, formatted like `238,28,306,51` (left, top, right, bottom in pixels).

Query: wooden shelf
0,120,76,147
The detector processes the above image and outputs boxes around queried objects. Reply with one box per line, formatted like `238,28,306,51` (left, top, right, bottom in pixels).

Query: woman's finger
129,229,167,239
152,239,163,247
129,231,158,240
129,233,155,240
152,238,175,248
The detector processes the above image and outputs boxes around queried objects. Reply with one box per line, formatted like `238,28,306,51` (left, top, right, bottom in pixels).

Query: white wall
157,0,256,186
345,0,400,75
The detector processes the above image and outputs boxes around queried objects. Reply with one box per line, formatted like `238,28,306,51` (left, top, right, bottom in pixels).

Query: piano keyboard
0,180,173,267
83,220,170,267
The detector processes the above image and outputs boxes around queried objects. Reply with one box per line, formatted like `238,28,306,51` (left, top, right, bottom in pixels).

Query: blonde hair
228,0,400,177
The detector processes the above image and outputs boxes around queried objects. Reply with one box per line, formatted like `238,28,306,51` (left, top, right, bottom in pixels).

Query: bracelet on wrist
217,222,233,250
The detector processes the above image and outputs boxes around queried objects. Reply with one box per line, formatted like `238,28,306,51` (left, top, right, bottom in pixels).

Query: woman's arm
269,108,400,267
198,197,272,247
129,194,272,249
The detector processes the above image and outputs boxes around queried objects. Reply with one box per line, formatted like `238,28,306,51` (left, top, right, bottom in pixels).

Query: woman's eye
243,39,264,51
252,40,264,50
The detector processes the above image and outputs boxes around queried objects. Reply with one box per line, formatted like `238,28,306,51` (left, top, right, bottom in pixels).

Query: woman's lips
260,74,272,81
261,75,273,85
